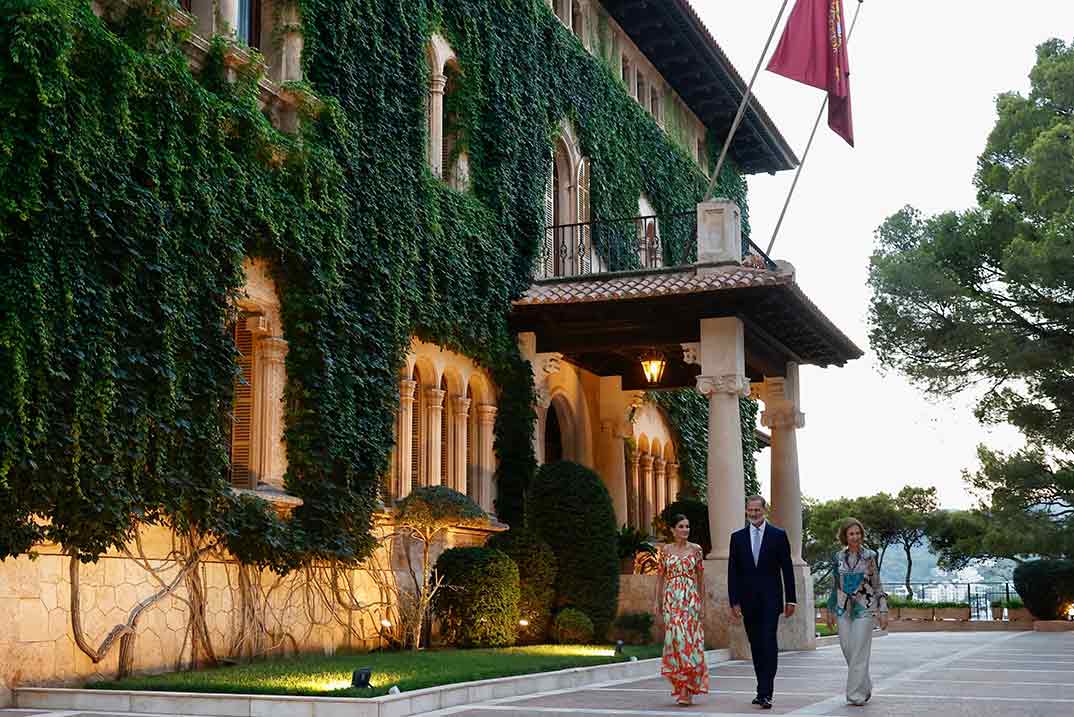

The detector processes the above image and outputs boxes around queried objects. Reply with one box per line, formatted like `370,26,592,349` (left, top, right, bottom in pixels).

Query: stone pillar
428,73,447,178
629,450,641,529
425,387,446,486
217,0,240,37
277,3,304,83
255,335,288,490
599,419,629,526
762,365,805,565
695,199,742,267
397,379,417,498
476,404,498,513
640,454,654,534
452,396,471,495
654,458,667,516
667,461,680,506
761,363,815,653
695,316,748,650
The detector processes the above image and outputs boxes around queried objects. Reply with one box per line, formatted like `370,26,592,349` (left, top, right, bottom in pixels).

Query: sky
691,1,1074,509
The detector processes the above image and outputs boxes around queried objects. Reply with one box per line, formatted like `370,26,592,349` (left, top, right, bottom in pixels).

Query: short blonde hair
837,517,866,546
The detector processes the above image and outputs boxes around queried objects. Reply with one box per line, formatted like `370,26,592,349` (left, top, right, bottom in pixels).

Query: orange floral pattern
659,544,709,696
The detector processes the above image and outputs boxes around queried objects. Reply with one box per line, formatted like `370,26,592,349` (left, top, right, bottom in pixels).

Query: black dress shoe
760,697,773,709
752,697,763,705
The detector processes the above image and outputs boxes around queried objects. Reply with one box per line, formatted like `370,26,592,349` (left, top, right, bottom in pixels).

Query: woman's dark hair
669,513,689,527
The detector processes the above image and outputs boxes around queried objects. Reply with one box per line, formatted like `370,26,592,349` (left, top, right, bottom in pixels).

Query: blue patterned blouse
826,548,888,619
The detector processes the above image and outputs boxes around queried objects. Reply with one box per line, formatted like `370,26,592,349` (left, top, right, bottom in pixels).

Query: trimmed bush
433,547,520,648
887,597,968,609
487,530,558,644
553,608,594,644
612,611,654,645
1014,559,1074,620
529,462,619,640
657,500,711,556
990,597,1024,609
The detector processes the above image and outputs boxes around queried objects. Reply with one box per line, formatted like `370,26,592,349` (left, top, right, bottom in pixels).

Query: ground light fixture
614,639,624,656
351,667,372,689
519,619,530,627
639,350,667,385
1067,603,1074,621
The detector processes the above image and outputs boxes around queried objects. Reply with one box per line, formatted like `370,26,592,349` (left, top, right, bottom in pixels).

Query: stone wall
0,520,496,707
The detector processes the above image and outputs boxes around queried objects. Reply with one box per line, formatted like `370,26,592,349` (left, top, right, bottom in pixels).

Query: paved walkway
1,631,1070,717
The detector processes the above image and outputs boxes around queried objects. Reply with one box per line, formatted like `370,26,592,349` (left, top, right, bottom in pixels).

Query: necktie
752,525,761,566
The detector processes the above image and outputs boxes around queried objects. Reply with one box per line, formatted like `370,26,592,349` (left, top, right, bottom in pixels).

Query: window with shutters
650,87,661,124
441,62,467,189
439,376,449,486
229,313,258,489
236,0,262,50
411,366,424,487
571,2,586,47
636,74,647,109
554,0,570,28
697,138,707,171
576,158,591,274
621,55,633,96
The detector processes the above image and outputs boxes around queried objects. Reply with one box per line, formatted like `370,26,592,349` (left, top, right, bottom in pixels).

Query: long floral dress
658,544,710,697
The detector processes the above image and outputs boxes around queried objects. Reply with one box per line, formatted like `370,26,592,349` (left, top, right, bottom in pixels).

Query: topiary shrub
529,461,619,640
1013,559,1074,620
657,499,711,556
553,608,594,644
487,529,557,644
433,547,520,648
612,611,654,645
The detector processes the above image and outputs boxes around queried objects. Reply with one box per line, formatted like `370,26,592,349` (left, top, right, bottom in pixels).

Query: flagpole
703,0,792,202
766,0,865,256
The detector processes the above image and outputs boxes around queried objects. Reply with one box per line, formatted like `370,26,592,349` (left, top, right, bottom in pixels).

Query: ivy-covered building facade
0,0,859,692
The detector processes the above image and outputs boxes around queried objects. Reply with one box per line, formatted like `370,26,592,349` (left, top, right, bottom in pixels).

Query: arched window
638,194,661,269
441,62,467,189
636,74,647,109
544,140,575,278
545,404,563,464
621,55,634,96
576,158,591,274
411,366,424,487
571,1,586,46
236,0,262,49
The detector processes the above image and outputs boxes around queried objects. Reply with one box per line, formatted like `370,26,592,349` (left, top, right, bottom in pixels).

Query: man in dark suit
728,495,796,710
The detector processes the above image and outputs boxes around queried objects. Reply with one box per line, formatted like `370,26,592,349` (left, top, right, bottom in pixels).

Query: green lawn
88,644,662,698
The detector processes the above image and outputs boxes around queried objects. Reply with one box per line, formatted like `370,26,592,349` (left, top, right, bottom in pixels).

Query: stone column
666,461,680,507
640,454,654,534
397,379,417,498
599,419,629,526
476,404,498,513
654,458,667,516
629,450,641,529
256,335,288,490
762,365,805,565
428,73,447,178
452,396,471,495
425,387,446,486
217,0,240,37
695,316,748,651
277,3,304,83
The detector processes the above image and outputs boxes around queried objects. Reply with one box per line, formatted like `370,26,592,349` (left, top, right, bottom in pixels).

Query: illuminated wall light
519,619,530,627
639,350,666,385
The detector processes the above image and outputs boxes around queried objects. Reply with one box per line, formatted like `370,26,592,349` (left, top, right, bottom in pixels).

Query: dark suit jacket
728,522,797,617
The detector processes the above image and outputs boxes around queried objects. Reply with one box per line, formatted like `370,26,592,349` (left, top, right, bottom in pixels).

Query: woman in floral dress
655,514,709,706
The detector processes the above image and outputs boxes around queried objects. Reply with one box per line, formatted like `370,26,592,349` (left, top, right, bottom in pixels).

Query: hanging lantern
640,350,667,385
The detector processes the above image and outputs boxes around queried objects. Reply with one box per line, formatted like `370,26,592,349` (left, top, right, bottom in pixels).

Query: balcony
537,211,776,281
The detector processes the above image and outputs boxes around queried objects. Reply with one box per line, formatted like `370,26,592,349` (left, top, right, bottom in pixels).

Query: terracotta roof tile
515,265,793,306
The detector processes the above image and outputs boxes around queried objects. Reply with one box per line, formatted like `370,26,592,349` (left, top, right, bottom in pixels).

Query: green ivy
1,0,752,567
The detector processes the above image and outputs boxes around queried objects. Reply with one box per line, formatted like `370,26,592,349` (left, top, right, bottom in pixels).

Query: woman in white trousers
825,518,888,707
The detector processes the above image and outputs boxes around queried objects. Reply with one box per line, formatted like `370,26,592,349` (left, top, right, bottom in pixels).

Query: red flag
767,0,854,146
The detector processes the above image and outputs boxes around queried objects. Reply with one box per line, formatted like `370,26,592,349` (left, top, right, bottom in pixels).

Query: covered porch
513,200,862,651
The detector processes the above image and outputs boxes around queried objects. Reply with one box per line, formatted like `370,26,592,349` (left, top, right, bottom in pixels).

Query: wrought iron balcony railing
537,211,776,280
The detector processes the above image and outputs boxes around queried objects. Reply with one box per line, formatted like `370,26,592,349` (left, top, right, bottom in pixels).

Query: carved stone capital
476,404,498,424
451,396,472,416
537,353,563,377
425,387,446,409
696,374,750,398
258,336,288,363
654,457,666,475
681,342,700,366
429,73,447,94
245,313,270,336
640,453,654,469
761,405,806,430
399,379,417,402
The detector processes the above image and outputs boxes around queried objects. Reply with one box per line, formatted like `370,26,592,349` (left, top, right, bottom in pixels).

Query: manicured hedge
1014,559,1074,620
612,611,654,645
553,608,594,644
487,529,558,644
529,462,619,640
433,547,520,648
658,500,711,556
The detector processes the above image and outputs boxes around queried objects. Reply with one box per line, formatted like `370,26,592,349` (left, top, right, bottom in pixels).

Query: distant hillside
878,542,1015,585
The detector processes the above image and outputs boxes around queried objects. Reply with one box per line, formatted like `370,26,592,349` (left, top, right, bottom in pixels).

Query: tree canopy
868,38,1074,562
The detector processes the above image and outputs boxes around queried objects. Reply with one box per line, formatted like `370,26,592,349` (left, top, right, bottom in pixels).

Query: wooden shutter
543,152,555,277
411,369,422,487
577,159,591,274
440,378,449,487
229,315,256,488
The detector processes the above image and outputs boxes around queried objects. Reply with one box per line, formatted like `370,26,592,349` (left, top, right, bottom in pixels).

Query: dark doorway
544,404,563,463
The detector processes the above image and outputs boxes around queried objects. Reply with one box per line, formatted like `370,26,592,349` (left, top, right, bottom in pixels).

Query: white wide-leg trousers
837,613,875,705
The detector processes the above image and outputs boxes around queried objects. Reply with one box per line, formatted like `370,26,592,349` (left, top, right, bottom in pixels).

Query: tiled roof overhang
512,264,862,385
603,0,798,175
